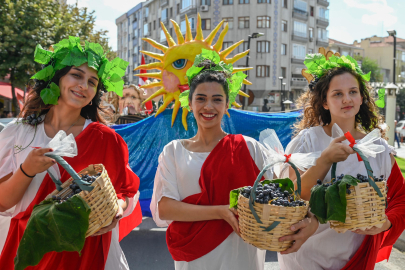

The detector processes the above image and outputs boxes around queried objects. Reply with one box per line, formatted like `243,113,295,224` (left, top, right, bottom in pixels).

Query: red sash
341,162,405,270
166,134,262,262
0,122,141,270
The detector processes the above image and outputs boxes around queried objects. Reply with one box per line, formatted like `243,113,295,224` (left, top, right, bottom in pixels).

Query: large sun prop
135,14,252,130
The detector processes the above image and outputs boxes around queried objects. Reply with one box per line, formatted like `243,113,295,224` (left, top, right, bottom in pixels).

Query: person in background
7,112,14,118
119,84,144,115
394,120,401,148
262,99,270,112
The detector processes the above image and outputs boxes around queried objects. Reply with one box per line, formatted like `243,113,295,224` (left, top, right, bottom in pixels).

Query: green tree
0,0,61,114
353,55,383,82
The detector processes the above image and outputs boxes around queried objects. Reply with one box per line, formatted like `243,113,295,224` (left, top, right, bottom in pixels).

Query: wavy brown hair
20,66,110,125
294,66,385,138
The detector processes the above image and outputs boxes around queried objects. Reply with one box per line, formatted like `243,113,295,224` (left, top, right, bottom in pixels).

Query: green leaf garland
40,82,61,105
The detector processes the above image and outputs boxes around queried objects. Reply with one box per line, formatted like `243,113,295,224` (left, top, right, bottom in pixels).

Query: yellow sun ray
142,88,167,104
134,62,163,71
195,14,203,41
204,20,224,45
226,111,230,117
213,23,228,52
172,99,181,127
142,38,168,53
171,19,185,45
232,102,242,108
161,22,176,47
243,78,252,85
156,94,174,117
135,72,162,80
182,108,189,131
140,50,164,62
219,40,244,58
238,90,249,98
232,67,253,74
225,50,250,64
140,81,163,89
185,15,193,42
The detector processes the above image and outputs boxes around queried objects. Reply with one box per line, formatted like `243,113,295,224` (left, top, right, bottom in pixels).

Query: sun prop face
135,13,252,130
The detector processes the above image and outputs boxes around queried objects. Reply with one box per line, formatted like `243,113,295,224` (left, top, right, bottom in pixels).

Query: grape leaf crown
179,49,247,111
31,36,129,105
301,47,371,86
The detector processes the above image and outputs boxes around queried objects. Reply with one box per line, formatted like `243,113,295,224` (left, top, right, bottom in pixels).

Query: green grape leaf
201,48,220,64
40,82,60,105
85,41,104,57
186,66,204,84
229,188,241,209
34,44,53,65
14,196,91,270
179,90,190,111
375,88,385,108
31,65,54,81
309,184,328,224
87,51,101,71
60,47,87,67
228,72,247,108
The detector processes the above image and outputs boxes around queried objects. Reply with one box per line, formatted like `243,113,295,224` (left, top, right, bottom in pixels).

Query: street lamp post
243,32,264,110
386,30,398,146
387,30,397,84
279,77,284,111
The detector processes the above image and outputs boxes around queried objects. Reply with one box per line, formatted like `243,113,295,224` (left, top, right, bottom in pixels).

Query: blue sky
68,0,405,50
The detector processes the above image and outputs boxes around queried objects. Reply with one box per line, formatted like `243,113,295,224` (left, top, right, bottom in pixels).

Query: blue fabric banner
112,109,301,216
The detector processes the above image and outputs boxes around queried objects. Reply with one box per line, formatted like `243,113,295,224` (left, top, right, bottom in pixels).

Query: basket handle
47,154,94,192
330,148,383,197
248,161,302,231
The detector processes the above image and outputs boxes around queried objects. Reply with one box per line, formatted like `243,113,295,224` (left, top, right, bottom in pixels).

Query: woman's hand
218,206,240,237
22,148,55,176
321,136,355,164
278,212,319,255
353,219,392,235
92,205,124,236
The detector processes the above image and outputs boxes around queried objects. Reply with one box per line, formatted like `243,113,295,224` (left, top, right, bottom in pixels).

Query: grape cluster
25,113,43,125
308,76,320,92
52,173,101,203
241,182,306,207
356,173,384,183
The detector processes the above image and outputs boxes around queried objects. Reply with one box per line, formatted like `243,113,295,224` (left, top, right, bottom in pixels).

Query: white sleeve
150,142,181,227
244,136,273,180
376,138,396,180
0,120,20,180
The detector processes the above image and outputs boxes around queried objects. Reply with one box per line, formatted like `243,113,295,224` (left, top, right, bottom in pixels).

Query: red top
0,122,142,270
166,134,262,262
342,162,405,269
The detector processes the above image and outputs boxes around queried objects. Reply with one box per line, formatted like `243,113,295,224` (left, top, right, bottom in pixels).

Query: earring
88,100,93,106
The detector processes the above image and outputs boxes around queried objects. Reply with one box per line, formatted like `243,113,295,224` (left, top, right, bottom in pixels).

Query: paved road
121,217,405,270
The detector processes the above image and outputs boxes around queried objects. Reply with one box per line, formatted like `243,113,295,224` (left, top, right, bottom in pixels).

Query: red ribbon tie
284,154,292,163
344,131,362,161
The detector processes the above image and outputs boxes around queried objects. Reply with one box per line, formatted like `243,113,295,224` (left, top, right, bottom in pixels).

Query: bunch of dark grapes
241,182,306,207
308,76,320,91
25,113,44,125
356,173,384,183
52,172,101,203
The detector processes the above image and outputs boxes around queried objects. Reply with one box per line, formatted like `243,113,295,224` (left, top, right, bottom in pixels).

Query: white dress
278,126,395,270
0,118,138,270
150,136,273,270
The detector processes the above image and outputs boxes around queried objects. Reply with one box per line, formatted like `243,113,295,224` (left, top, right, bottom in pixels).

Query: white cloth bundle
259,129,321,171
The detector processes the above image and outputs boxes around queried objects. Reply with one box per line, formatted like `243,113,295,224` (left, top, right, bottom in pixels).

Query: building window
402,52,405,61
153,20,156,30
223,42,233,49
257,41,270,53
257,16,270,28
162,8,168,22
293,44,306,59
258,0,270,3
144,7,149,18
257,65,270,77
238,41,249,53
319,7,329,20
144,24,149,36
239,0,249,4
293,21,307,37
281,67,286,79
281,44,287,55
170,7,173,17
202,19,211,30
318,28,328,41
160,29,166,42
282,20,287,32
223,17,234,29
201,0,211,5
180,17,196,33
223,0,233,4
309,27,313,39
177,3,180,13
238,17,249,28
294,0,307,13
182,0,193,9
308,48,313,54
282,0,287,8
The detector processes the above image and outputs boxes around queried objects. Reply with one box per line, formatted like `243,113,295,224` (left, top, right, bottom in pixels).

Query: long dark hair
21,66,109,125
294,66,385,138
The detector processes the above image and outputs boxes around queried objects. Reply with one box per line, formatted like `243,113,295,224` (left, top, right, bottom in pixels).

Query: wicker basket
46,164,119,237
237,161,309,251
328,149,387,233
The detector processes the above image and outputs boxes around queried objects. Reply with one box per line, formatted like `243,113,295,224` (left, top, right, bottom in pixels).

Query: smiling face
57,63,99,110
190,82,229,129
324,72,363,121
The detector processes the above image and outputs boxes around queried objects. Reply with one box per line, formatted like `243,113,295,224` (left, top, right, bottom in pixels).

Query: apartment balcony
292,65,305,74
291,57,305,64
180,4,197,17
316,38,329,47
292,8,308,21
316,17,329,27
160,0,168,6
317,0,329,7
292,31,308,43
291,77,308,87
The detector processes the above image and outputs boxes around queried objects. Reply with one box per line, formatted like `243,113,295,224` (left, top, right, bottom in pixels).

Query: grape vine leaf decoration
14,196,91,270
375,88,385,108
40,82,61,105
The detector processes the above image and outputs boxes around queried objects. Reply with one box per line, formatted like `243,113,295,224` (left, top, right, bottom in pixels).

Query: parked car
0,118,16,132
0,122,4,132
396,120,405,139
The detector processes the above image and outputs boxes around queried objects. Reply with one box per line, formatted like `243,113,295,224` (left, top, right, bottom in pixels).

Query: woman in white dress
0,37,140,269
150,54,273,269
278,61,405,269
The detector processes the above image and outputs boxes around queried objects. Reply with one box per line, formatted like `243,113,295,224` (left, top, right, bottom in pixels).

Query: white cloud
328,26,356,44
343,0,397,27
102,0,143,13
96,19,118,51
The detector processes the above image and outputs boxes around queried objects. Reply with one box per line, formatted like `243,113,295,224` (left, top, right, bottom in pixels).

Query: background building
116,0,330,111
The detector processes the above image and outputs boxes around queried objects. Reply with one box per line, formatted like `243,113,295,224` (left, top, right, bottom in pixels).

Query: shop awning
0,82,25,109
